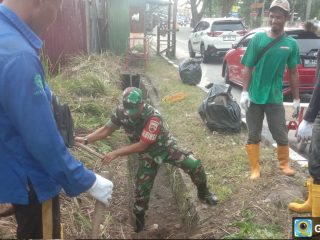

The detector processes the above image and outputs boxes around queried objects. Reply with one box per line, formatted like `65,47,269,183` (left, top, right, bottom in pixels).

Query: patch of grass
215,185,233,202
146,55,293,238
225,210,283,239
50,73,107,97
74,211,92,236
76,102,106,116
68,73,107,97
47,54,122,134
95,141,113,154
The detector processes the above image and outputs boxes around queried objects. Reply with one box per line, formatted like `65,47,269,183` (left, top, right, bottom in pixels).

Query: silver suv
188,18,247,62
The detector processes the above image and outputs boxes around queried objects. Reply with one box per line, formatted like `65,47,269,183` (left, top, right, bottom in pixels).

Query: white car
188,18,247,63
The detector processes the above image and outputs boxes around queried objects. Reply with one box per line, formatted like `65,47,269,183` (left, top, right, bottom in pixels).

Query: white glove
240,91,250,111
88,173,113,205
292,99,300,118
297,120,313,141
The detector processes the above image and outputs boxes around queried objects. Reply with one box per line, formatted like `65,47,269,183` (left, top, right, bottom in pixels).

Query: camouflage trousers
133,144,207,214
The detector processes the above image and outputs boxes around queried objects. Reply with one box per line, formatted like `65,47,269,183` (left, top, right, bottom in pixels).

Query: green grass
225,210,283,239
47,54,122,155
146,57,250,201
146,55,287,239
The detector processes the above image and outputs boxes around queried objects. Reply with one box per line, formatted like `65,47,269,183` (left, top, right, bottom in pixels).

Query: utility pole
261,0,265,26
172,0,177,58
306,0,312,20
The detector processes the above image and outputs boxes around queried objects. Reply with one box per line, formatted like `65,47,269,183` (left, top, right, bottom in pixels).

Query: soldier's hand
102,151,118,165
75,136,86,144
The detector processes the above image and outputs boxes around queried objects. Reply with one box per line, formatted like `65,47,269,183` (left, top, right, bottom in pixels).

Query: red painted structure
42,0,87,73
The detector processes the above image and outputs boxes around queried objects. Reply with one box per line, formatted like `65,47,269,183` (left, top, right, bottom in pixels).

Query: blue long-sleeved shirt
0,4,95,204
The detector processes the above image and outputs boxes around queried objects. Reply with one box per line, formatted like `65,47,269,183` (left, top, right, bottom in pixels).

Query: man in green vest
75,87,218,233
240,0,300,180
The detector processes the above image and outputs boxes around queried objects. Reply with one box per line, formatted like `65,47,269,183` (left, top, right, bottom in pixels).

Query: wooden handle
75,142,104,159
91,171,109,238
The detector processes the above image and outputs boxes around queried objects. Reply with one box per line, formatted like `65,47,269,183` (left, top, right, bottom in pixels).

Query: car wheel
201,44,209,63
188,42,195,58
224,63,230,84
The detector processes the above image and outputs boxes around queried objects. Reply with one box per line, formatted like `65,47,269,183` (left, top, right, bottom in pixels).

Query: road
174,26,242,101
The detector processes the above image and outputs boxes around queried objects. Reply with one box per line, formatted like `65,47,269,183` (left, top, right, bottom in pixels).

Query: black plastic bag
179,58,202,85
198,84,241,133
52,95,74,147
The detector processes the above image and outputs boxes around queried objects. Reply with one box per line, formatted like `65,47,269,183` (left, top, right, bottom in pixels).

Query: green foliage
76,102,106,116
67,73,107,97
95,141,113,154
74,211,92,235
45,54,123,173
131,44,144,53
216,185,233,202
198,0,320,29
225,210,283,239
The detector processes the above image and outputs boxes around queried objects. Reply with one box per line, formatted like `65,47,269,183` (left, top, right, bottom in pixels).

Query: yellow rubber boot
312,183,320,217
246,144,261,180
288,179,312,213
277,145,295,176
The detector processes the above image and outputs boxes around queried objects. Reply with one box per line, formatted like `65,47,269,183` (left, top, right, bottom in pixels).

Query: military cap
122,87,143,116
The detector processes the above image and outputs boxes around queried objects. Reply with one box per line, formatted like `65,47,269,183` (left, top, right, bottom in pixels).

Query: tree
238,0,254,27
188,0,208,27
188,0,237,27
221,0,236,17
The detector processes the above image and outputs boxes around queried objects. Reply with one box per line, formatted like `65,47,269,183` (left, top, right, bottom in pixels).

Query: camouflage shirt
107,103,177,156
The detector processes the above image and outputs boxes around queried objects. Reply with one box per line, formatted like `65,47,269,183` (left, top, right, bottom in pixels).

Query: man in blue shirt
0,0,113,238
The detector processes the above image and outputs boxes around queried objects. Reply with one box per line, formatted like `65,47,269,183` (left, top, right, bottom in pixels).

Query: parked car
222,27,319,98
188,18,248,63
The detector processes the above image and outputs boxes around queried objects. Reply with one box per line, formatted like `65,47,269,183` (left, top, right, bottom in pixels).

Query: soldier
75,87,218,232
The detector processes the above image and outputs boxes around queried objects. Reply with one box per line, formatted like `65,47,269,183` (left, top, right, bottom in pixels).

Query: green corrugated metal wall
107,0,129,55
107,0,146,55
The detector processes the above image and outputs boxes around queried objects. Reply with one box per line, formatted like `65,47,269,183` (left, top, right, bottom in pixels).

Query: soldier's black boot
197,183,219,205
134,212,145,233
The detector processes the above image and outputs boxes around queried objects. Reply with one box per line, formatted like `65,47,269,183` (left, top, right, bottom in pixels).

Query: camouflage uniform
106,103,208,213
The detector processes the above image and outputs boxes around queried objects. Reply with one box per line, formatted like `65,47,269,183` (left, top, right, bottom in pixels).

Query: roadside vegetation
0,52,308,239
146,56,297,239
